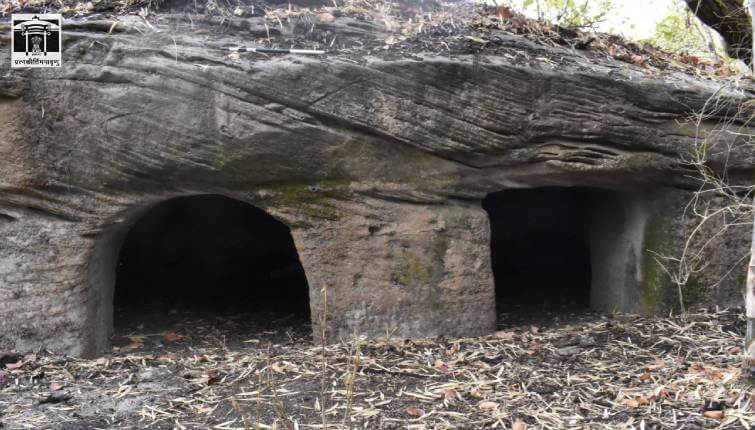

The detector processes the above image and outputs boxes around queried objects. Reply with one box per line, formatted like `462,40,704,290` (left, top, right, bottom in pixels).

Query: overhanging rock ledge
0,7,753,356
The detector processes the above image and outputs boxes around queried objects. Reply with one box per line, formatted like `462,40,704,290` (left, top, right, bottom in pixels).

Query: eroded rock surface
0,3,753,356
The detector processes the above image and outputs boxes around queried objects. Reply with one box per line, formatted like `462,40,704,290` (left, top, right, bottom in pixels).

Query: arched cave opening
113,194,310,344
483,187,599,320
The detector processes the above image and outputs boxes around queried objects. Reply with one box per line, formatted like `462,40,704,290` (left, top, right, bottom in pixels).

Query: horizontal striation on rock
0,10,753,356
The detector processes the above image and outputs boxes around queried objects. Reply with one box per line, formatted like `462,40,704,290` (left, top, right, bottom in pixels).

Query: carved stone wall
0,14,752,356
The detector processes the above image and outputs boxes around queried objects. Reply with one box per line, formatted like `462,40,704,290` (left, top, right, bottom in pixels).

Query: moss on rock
258,179,349,220
397,252,432,288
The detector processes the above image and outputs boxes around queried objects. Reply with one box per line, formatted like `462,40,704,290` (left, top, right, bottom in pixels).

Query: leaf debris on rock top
2,0,742,79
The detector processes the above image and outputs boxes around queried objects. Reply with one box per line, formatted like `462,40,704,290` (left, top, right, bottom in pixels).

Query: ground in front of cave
0,307,752,429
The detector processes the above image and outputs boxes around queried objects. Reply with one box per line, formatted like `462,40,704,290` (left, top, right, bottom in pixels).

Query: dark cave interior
483,187,595,315
114,195,310,332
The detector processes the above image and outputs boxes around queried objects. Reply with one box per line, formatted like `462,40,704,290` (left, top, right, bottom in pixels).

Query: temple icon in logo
11,14,62,68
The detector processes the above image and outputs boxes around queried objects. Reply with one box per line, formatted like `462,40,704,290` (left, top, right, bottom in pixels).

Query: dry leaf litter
0,308,753,429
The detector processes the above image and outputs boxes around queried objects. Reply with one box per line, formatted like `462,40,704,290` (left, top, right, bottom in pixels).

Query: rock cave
484,186,677,320
0,0,752,358
111,194,310,342
4,1,755,427
484,187,594,313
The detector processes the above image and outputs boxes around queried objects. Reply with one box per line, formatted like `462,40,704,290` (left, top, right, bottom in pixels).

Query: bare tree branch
684,0,753,64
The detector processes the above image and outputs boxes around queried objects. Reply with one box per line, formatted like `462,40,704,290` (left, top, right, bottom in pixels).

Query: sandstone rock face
0,10,752,356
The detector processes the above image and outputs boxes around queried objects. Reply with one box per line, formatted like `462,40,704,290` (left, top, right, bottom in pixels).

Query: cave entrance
112,194,310,348
483,187,612,323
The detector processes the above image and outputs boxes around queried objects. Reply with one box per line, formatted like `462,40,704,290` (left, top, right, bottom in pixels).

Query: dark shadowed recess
114,195,310,335
483,187,594,317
